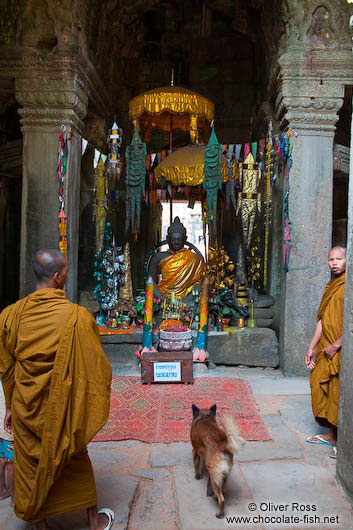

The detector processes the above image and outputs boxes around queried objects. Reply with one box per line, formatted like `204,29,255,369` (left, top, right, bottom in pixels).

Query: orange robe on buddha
310,273,345,428
0,288,112,523
158,248,205,299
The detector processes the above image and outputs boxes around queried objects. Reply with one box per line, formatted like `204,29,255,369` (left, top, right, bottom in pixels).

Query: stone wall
337,104,353,504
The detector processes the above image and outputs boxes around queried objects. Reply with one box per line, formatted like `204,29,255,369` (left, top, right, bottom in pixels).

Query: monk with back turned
0,250,114,530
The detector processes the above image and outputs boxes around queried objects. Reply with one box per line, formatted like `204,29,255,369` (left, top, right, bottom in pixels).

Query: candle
142,277,154,349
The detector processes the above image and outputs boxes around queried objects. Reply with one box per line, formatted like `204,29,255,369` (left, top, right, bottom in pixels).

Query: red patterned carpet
93,376,272,443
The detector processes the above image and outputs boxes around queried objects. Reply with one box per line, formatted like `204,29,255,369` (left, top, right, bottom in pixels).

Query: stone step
251,318,273,328
253,307,274,319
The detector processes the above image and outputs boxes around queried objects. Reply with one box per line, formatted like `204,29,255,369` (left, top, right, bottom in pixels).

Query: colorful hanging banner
57,125,69,256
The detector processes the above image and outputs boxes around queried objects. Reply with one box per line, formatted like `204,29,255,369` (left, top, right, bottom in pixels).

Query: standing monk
0,250,114,530
305,246,346,459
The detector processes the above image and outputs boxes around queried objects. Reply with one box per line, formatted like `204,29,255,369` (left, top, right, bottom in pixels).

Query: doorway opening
161,200,208,259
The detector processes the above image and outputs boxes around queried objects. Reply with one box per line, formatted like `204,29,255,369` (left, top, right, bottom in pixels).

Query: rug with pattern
93,376,272,443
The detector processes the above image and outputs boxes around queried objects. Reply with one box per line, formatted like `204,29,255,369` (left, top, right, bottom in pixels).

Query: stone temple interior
0,0,352,375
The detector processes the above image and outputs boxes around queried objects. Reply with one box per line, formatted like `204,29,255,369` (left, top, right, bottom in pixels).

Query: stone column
337,97,353,502
276,50,348,375
15,52,89,302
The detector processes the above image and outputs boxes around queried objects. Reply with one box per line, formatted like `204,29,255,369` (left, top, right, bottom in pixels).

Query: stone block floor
0,363,352,529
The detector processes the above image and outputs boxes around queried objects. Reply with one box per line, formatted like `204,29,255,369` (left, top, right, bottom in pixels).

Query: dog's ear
210,404,217,416
192,404,200,417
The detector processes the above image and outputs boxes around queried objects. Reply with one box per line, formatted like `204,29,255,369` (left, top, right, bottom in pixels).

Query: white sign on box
153,361,181,382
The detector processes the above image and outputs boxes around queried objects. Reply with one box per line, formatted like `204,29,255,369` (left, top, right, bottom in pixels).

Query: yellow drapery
310,273,345,427
154,145,238,187
0,289,112,522
128,86,214,144
129,86,214,121
158,248,205,299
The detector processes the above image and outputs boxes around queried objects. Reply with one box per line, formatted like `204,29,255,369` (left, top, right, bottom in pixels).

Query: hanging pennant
251,141,257,160
235,144,242,162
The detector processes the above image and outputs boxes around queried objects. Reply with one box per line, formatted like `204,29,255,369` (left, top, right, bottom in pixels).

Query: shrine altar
99,327,279,368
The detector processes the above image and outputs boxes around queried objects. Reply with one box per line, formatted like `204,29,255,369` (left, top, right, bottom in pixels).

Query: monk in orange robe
0,250,114,530
305,246,346,459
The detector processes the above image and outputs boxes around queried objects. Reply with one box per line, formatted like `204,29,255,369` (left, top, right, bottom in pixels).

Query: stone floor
1,363,352,529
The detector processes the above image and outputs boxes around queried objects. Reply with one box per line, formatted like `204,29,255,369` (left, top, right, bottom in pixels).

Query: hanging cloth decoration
125,129,147,234
203,128,222,229
225,145,238,211
94,156,108,253
263,120,273,288
57,125,69,256
236,152,261,248
107,121,123,180
283,129,293,271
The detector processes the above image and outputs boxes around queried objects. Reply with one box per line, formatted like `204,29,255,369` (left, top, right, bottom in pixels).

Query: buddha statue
148,217,205,301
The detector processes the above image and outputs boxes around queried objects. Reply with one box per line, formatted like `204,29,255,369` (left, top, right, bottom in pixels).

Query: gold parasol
128,86,214,144
154,144,237,187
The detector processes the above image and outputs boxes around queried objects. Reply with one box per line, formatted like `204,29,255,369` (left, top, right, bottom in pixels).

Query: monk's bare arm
0,306,16,408
4,409,12,435
304,320,322,369
324,336,342,359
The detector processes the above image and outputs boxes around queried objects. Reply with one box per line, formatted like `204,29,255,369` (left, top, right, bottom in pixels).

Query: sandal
329,446,337,459
98,508,115,530
306,435,335,446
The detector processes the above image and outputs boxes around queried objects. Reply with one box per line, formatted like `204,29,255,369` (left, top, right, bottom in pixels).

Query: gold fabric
310,273,345,427
154,145,237,186
237,153,261,248
158,248,205,299
140,113,210,136
129,86,214,121
0,289,112,522
94,158,107,253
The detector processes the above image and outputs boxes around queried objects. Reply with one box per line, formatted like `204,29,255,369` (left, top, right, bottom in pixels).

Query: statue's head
167,216,187,252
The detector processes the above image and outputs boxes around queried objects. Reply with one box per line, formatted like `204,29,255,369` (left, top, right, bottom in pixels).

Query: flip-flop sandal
306,435,335,446
98,508,115,530
329,446,337,459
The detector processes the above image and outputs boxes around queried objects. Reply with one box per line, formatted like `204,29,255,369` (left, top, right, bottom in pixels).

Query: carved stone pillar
337,95,353,503
0,46,111,301
14,52,89,301
276,47,353,375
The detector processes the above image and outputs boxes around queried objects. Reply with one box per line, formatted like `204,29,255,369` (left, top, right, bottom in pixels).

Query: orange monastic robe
310,273,345,428
158,248,205,299
0,289,112,522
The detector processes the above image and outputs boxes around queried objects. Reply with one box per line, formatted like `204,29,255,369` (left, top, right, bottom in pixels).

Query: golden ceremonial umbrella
154,144,233,187
128,86,214,145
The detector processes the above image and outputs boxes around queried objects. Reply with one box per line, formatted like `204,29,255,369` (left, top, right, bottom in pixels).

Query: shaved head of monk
328,247,346,276
33,249,69,289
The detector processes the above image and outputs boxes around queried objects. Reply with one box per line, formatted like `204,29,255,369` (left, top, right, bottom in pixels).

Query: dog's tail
219,415,244,455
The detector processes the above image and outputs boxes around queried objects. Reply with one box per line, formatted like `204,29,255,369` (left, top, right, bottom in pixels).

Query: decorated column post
142,276,155,351
193,277,209,362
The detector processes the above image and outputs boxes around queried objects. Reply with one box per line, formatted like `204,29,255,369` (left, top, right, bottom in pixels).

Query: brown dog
190,404,243,518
